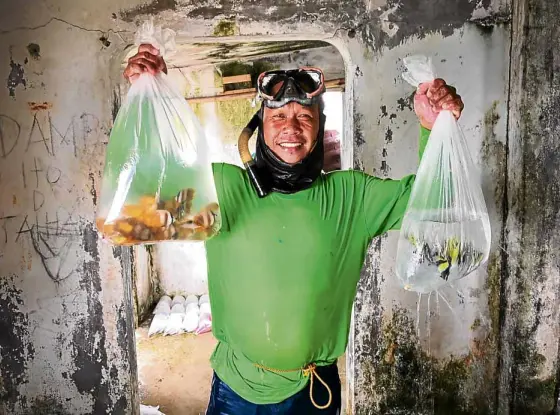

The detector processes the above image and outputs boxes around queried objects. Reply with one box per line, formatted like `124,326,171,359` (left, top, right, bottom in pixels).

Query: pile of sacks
148,294,212,337
140,404,165,415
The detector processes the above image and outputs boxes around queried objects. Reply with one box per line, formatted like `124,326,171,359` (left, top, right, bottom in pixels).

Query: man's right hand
123,44,168,83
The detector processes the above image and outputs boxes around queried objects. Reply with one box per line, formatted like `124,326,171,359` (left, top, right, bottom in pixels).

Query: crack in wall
0,17,130,37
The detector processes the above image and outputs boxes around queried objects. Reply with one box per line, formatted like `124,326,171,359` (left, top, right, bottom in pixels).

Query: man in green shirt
124,45,463,414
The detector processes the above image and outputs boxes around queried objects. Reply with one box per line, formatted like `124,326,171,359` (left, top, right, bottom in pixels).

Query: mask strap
238,112,269,198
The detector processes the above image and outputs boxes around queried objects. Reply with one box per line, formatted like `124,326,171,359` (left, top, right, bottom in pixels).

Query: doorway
124,39,348,414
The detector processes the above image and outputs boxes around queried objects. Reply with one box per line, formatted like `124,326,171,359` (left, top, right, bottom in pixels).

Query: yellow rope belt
254,362,332,410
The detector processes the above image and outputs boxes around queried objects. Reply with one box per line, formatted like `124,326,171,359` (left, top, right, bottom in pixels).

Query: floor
136,322,348,415
136,323,217,415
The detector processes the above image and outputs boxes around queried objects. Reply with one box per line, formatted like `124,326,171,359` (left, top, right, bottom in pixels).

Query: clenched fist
414,79,464,130
123,44,168,83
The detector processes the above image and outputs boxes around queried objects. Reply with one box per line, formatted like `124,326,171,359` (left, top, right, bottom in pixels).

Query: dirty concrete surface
136,327,216,415
135,325,347,415
0,0,559,414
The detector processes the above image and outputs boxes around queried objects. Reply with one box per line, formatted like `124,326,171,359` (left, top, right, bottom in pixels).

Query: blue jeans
206,363,341,415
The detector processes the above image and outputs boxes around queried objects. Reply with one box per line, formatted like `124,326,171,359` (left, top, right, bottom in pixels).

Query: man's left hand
414,79,464,130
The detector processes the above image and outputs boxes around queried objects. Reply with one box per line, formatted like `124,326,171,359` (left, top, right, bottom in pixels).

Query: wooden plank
222,74,252,84
222,87,256,95
325,78,345,88
187,91,257,104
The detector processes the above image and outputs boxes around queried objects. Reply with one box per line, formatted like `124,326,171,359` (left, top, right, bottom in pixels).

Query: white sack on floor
164,313,184,335
182,309,200,333
153,302,170,315
158,295,172,305
200,302,211,315
185,294,198,305
196,302,212,335
148,314,168,337
153,296,172,315
185,302,199,314
140,404,166,415
171,303,185,314
199,294,210,305
171,295,186,306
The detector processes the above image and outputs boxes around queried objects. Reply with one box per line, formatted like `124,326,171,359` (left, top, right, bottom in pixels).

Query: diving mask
257,67,325,108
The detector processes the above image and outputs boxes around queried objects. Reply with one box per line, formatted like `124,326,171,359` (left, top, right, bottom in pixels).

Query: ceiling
124,40,332,69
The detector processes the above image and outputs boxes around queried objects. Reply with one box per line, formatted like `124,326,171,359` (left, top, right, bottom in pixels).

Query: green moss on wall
512,336,556,413
216,99,255,140
485,252,502,341
357,282,557,414
190,102,205,122
514,373,556,414
481,244,555,413
213,20,238,37
470,317,482,331
357,307,504,415
210,60,278,143
361,308,472,414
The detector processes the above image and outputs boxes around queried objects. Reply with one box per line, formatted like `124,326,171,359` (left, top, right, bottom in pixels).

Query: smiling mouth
279,142,303,148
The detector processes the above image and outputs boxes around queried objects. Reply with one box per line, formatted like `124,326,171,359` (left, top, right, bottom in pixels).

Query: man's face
262,102,320,165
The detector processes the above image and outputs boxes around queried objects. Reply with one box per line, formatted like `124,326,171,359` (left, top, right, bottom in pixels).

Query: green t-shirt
205,127,430,404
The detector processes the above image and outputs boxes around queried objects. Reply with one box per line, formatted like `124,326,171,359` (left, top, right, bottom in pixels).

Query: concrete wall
498,0,560,412
0,0,558,414
348,0,560,413
132,246,160,325
0,2,139,413
349,24,512,414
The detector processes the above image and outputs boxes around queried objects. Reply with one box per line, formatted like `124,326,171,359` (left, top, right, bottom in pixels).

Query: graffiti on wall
0,107,106,282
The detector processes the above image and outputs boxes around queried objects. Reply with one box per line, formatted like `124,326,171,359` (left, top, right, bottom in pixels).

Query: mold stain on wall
0,274,35,413
119,0,178,22
7,58,27,98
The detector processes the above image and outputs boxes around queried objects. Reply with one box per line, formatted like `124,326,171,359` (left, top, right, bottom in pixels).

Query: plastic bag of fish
96,21,220,245
395,56,491,293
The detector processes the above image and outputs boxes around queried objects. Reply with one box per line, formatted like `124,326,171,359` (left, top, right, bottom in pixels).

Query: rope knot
302,363,317,377
254,361,332,410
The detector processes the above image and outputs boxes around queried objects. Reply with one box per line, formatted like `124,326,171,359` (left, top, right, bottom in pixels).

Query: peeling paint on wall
0,8,139,413
71,224,110,409
363,0,493,49
351,14,516,414
172,0,499,51
7,58,27,98
26,397,71,415
496,0,560,412
0,274,35,413
120,0,178,22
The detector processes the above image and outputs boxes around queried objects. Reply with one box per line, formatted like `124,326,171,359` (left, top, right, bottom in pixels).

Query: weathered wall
0,2,140,413
1,0,558,413
350,0,560,414
498,0,560,413
132,246,160,325
349,24,512,414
